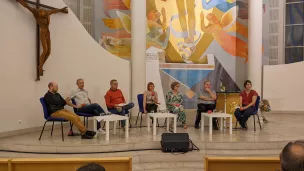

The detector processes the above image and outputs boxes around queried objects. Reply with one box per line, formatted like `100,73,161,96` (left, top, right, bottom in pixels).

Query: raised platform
0,113,303,170
0,113,302,154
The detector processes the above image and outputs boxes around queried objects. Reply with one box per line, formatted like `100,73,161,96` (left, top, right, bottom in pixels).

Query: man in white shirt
66,79,105,131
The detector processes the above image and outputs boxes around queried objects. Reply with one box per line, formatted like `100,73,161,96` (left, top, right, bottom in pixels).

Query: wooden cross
16,0,68,81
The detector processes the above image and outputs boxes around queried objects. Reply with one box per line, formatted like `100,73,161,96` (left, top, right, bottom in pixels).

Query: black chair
235,96,262,131
39,97,69,141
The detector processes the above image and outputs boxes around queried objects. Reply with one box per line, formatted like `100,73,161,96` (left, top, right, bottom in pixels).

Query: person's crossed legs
234,106,255,129
52,109,86,134
78,103,105,130
109,102,135,127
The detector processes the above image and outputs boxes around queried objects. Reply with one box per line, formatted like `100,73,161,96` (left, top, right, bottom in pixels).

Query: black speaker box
161,133,190,152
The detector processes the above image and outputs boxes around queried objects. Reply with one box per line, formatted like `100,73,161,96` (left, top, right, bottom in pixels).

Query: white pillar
248,0,263,95
131,0,146,115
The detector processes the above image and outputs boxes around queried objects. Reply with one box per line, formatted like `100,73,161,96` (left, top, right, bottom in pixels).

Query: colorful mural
146,0,255,109
99,0,131,59
63,0,131,60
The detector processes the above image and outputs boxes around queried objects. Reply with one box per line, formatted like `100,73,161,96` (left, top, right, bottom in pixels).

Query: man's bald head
48,81,58,93
281,141,304,171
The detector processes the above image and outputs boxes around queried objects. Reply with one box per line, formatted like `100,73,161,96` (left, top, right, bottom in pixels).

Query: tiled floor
0,113,302,153
0,113,301,170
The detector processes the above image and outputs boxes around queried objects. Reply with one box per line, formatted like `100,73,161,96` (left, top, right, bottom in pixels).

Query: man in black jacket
44,81,95,139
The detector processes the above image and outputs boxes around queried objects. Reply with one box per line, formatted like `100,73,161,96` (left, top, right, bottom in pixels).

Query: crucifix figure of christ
16,0,68,80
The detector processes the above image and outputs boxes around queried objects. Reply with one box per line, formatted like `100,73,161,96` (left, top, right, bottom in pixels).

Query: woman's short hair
147,82,154,90
171,81,180,90
243,80,252,87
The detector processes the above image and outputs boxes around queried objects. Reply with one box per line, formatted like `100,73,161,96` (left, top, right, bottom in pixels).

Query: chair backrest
71,99,77,113
137,94,144,111
253,96,261,114
39,97,49,120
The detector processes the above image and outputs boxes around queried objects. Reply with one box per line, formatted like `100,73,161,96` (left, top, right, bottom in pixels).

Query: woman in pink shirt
234,80,258,130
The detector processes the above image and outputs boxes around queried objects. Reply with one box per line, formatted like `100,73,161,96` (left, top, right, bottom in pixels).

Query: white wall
0,0,130,133
263,62,304,111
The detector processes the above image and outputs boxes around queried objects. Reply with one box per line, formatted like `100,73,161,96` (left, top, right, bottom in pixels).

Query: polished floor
0,113,302,170
0,113,303,153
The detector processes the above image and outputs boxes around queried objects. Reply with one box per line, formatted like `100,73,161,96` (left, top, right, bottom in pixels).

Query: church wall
264,62,304,112
0,0,130,133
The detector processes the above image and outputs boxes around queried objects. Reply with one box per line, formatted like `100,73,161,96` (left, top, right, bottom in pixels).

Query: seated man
65,78,105,131
195,80,218,129
105,79,134,128
43,81,95,139
280,141,304,171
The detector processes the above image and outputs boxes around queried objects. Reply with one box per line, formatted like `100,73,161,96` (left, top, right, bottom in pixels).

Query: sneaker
81,133,93,139
195,125,200,129
86,130,96,137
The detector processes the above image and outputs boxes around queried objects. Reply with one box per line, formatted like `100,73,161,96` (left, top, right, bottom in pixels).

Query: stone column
248,0,263,95
131,0,147,115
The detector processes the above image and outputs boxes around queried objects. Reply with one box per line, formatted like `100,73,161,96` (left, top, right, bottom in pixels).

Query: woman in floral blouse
166,82,187,129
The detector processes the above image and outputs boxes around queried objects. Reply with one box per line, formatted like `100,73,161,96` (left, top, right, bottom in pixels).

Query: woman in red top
234,80,258,130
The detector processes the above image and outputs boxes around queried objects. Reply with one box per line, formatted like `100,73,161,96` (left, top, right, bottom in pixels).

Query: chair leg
140,113,143,128
83,117,86,126
129,117,132,128
51,121,54,136
61,121,64,141
39,121,47,140
234,120,238,129
253,115,256,131
69,122,73,132
136,112,140,126
257,114,262,129
102,121,106,129
86,117,89,128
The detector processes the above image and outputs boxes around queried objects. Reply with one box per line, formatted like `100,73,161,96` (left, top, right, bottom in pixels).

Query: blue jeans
108,102,134,127
78,103,105,130
234,106,255,128
78,103,105,116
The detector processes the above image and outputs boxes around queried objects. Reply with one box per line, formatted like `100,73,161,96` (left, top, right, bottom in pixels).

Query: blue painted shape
161,69,211,88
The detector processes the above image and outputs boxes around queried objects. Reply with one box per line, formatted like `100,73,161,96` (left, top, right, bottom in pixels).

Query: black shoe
86,130,96,137
81,133,93,139
195,125,200,129
263,119,269,123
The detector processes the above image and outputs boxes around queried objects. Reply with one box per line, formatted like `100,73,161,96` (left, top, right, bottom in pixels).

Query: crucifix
16,0,68,81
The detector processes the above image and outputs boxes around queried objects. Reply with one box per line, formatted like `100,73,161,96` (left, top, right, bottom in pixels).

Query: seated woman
165,82,187,129
143,82,159,113
234,80,258,130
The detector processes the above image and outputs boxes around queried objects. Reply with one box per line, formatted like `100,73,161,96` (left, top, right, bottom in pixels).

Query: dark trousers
108,102,135,127
234,106,255,128
195,103,217,127
78,103,105,130
146,103,158,113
